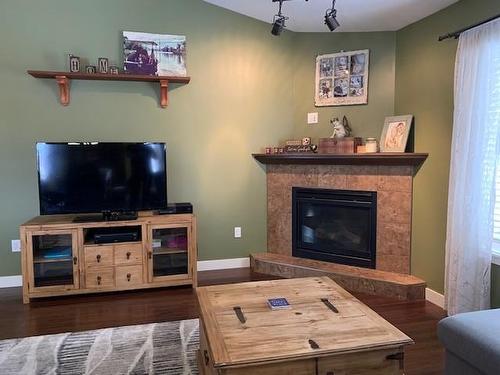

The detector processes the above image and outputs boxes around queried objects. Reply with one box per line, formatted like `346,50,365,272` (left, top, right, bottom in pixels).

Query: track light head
325,0,340,32
271,0,288,36
272,15,287,36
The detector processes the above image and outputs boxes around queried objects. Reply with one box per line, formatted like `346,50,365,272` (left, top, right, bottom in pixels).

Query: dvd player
86,226,141,245
158,202,193,215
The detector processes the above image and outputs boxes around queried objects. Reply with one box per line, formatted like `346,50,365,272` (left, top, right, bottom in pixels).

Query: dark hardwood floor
0,269,446,374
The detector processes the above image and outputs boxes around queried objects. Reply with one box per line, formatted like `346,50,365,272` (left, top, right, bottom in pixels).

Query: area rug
0,319,199,375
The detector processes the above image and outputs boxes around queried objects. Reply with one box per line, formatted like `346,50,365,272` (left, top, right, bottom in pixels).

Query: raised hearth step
250,252,426,301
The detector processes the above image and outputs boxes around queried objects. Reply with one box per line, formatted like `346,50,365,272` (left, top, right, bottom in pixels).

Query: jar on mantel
365,138,378,153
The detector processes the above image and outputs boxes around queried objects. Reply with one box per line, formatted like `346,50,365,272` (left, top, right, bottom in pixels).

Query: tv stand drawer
116,265,143,288
114,244,143,265
86,267,114,289
85,246,114,267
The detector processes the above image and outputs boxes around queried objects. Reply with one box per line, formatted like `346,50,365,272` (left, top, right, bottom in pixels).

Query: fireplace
292,187,377,269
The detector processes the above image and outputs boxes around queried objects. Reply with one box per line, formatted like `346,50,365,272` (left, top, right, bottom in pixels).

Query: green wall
493,264,500,308
0,0,398,277
395,0,500,293
0,0,297,276
1,0,500,301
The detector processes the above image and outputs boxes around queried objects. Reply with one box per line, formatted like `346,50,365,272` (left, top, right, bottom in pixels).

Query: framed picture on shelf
315,49,369,106
380,115,413,152
123,31,187,76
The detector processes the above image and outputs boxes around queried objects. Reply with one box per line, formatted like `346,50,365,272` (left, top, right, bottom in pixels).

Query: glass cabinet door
27,230,79,290
149,225,191,281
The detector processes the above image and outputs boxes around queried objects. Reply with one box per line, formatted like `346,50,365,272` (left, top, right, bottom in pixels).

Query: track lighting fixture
271,0,288,36
324,0,340,31
270,0,340,36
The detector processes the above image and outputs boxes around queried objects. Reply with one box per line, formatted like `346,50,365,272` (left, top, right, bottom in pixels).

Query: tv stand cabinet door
147,223,194,284
25,229,80,293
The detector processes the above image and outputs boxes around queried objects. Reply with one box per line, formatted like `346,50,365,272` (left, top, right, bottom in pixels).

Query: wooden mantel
27,70,190,108
252,152,428,169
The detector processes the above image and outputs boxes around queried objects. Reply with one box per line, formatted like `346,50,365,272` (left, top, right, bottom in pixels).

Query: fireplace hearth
292,187,377,269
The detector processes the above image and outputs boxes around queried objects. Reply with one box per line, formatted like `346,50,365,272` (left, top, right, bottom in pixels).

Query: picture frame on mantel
380,115,413,152
315,49,369,107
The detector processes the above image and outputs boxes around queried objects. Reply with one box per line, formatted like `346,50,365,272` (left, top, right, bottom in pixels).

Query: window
493,165,500,263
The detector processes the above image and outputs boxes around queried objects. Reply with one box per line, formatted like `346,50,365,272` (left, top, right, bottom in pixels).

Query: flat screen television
37,142,167,215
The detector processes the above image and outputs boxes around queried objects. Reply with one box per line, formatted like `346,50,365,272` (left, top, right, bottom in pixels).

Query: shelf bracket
159,80,169,108
55,75,70,106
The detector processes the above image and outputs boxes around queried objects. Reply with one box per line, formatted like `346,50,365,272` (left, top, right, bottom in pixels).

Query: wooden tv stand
20,212,197,304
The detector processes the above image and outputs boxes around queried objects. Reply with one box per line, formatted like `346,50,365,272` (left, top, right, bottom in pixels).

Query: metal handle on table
73,256,77,265
233,306,246,324
97,276,102,285
126,251,131,260
96,254,101,263
127,273,131,282
321,298,339,313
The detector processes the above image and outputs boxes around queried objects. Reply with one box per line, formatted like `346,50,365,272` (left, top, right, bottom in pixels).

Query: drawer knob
73,256,77,265
204,350,209,366
126,252,131,260
97,276,102,285
127,273,131,282
96,254,101,263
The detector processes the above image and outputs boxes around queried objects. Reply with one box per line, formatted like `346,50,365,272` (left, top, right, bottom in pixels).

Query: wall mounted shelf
27,70,191,108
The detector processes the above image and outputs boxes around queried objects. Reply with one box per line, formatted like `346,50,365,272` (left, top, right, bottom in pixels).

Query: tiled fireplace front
267,165,413,274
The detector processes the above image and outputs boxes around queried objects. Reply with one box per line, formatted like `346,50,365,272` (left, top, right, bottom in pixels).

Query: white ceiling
203,0,459,32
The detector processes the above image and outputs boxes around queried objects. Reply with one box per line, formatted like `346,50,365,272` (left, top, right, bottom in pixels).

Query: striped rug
0,319,199,375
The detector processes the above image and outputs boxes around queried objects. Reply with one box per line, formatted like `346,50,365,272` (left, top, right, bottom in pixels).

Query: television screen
37,142,167,215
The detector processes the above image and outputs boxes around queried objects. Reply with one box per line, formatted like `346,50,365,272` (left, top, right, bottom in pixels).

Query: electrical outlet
307,112,318,124
11,239,21,252
234,227,242,239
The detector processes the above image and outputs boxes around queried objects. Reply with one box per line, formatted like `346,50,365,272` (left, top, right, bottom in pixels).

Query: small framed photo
380,115,413,152
109,65,119,74
85,65,96,74
98,58,109,73
68,55,80,73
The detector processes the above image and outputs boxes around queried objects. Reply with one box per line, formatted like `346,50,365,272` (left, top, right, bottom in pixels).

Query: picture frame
315,49,369,107
380,115,413,152
123,31,187,76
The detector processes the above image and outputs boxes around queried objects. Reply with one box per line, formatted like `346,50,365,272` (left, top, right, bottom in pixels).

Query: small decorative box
267,297,291,310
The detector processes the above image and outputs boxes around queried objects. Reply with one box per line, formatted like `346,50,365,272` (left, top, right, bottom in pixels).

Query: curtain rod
438,13,500,41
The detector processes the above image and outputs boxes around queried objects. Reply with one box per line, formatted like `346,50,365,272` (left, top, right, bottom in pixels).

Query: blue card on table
267,297,291,310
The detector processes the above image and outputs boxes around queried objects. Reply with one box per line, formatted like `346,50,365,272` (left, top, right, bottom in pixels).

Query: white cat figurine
330,116,352,138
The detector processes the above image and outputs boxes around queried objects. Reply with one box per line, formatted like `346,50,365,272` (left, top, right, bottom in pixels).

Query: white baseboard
426,287,445,309
0,275,22,288
0,258,251,288
197,257,250,271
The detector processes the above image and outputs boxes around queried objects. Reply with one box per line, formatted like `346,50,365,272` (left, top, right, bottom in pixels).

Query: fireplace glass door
292,188,377,268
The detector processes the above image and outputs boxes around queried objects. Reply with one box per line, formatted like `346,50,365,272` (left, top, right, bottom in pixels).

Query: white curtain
445,18,500,316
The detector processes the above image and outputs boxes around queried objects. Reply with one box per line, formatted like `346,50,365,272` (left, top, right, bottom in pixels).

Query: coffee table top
197,277,413,368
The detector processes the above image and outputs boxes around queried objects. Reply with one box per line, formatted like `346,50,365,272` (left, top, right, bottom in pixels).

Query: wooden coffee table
197,277,413,375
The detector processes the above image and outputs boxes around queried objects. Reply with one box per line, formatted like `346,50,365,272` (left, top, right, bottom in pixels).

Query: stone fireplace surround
267,164,416,274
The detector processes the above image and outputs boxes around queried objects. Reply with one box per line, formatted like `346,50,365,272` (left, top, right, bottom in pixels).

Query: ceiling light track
271,0,340,36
